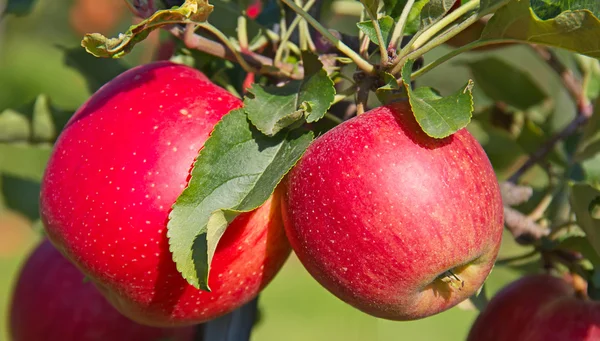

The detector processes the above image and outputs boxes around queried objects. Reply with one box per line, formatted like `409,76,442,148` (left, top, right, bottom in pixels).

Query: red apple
468,274,600,341
10,240,194,341
282,102,504,320
39,61,291,326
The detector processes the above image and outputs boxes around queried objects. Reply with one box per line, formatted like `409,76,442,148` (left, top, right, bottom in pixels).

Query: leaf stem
281,0,376,74
412,0,480,52
388,0,416,51
409,39,515,79
197,22,257,73
362,6,389,66
237,15,249,50
275,0,317,63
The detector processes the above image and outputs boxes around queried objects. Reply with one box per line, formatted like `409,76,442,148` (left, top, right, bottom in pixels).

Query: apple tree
2,0,600,340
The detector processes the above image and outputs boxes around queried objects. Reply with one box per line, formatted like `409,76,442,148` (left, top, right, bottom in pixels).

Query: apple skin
468,274,600,341
39,61,291,326
282,102,504,320
10,240,195,341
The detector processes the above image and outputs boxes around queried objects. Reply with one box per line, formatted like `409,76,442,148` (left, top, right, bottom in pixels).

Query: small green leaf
82,0,214,58
244,51,335,136
464,58,547,111
0,110,30,142
4,0,39,16
375,72,406,104
356,16,395,46
570,183,600,258
401,60,473,138
359,0,380,18
481,0,600,59
0,95,72,143
168,109,313,290
62,46,128,93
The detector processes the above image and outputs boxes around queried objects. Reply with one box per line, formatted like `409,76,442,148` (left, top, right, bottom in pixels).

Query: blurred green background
0,0,576,340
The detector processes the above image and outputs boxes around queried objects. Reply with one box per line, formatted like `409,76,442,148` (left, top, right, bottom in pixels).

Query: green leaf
383,0,432,34
4,0,39,16
464,58,547,111
570,183,600,258
359,0,380,18
168,109,314,290
481,0,600,59
0,143,52,181
62,46,128,93
0,110,30,142
244,51,335,136
576,55,600,102
356,16,395,46
1,174,41,220
0,95,72,143
82,0,214,58
419,0,457,28
375,72,406,104
575,97,600,164
401,60,473,138
531,0,600,20
557,236,600,265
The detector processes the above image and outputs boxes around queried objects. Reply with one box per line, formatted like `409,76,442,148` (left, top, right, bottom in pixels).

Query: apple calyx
438,270,465,291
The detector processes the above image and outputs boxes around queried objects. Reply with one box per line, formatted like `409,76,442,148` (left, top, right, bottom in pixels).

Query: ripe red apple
10,240,194,341
282,102,504,320
39,61,291,326
468,274,600,341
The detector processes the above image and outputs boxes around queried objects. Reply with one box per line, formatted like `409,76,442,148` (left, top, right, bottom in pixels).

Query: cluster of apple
8,46,600,338
8,56,506,337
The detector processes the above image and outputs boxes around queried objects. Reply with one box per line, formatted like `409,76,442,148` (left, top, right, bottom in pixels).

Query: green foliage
481,0,600,58
464,58,547,111
244,51,335,136
570,183,600,259
357,16,395,46
82,0,214,58
401,60,473,138
168,109,313,290
531,0,600,19
3,0,38,16
62,47,128,93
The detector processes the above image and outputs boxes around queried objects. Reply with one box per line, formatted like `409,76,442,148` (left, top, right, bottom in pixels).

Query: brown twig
507,45,593,184
504,206,549,245
168,25,304,80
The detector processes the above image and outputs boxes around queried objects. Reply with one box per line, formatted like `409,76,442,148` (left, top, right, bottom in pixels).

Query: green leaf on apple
570,183,600,259
3,0,39,16
168,108,313,291
401,60,473,138
356,16,395,46
480,0,600,59
82,0,214,58
62,46,128,93
463,57,547,111
244,51,335,136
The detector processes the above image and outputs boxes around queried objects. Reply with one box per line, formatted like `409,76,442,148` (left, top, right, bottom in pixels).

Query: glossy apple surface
40,61,290,326
468,274,600,341
283,102,504,320
10,240,194,341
